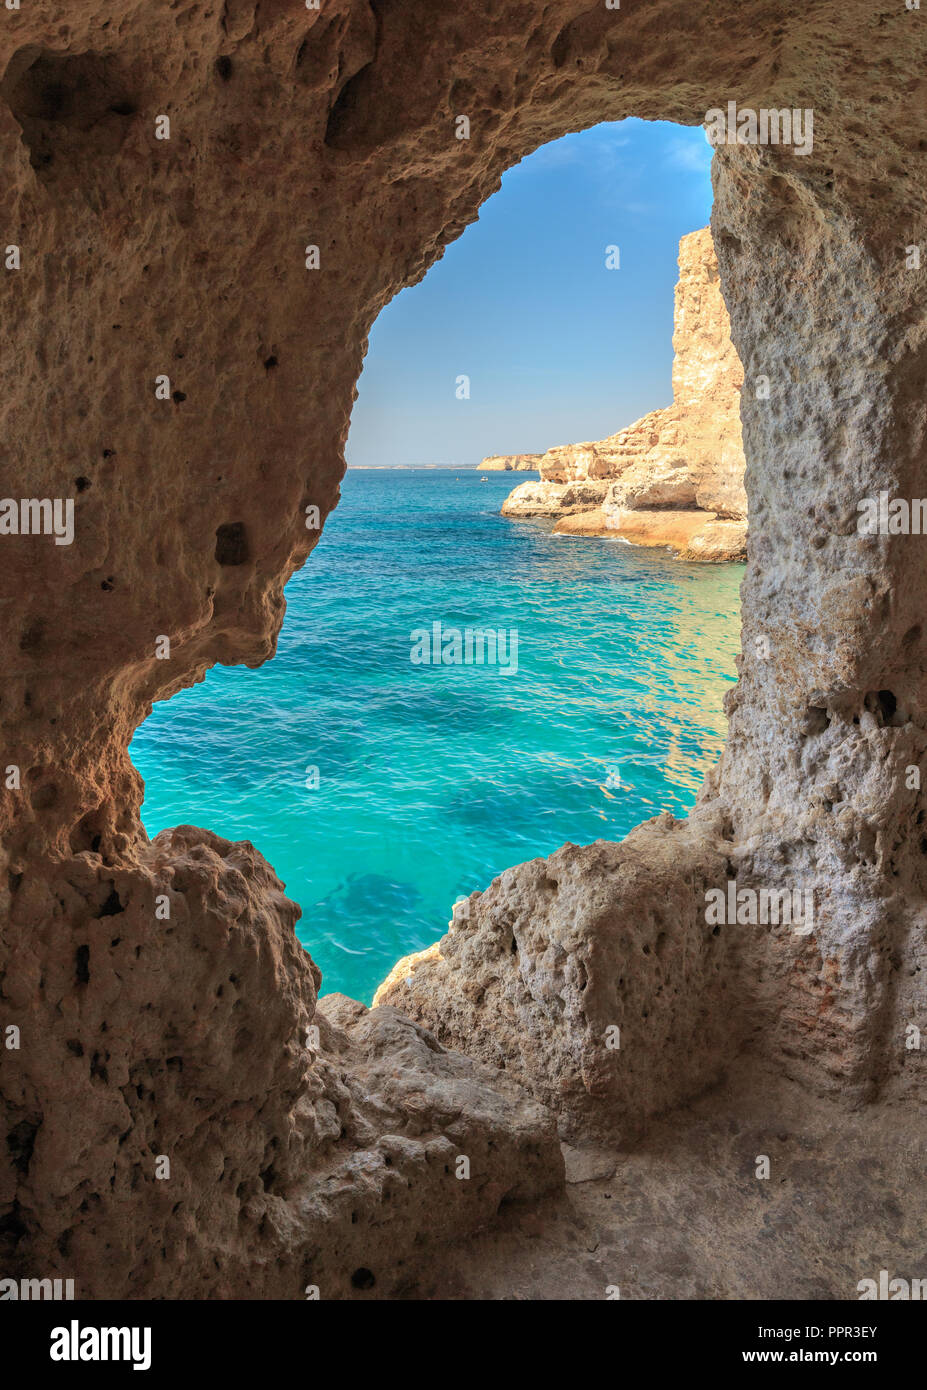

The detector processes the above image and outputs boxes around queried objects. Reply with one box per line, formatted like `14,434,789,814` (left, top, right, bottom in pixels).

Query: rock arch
1,0,925,1297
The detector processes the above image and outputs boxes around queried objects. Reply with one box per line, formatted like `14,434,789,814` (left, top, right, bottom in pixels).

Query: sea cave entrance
130,118,745,1006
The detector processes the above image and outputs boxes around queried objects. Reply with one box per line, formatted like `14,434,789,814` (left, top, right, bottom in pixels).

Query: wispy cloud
663,133,714,175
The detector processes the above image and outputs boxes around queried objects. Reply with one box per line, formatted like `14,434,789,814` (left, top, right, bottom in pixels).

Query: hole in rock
133,119,744,1007
75,944,90,985
71,809,108,855
95,886,125,918
351,1267,376,1290
19,623,43,653
7,1119,39,1177
1,48,136,182
215,522,249,566
864,689,898,726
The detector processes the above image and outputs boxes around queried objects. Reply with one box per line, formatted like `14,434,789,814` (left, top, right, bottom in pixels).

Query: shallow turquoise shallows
131,469,743,1004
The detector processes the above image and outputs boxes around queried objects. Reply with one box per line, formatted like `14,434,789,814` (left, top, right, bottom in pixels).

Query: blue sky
346,119,714,469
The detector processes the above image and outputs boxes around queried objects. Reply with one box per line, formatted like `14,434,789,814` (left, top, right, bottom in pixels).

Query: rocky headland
479,454,541,471
501,227,748,561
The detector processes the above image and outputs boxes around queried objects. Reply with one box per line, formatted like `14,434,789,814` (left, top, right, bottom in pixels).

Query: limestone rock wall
0,822,562,1297
502,227,747,558
375,815,745,1142
671,225,748,518
1,0,926,1298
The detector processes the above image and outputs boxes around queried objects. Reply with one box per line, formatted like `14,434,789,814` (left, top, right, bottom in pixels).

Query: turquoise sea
131,469,743,1004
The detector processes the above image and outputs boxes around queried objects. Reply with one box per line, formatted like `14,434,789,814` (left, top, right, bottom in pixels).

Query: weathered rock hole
7,1119,39,1177
70,809,108,854
351,1266,375,1290
19,622,44,653
323,58,378,149
75,944,90,984
215,522,250,566
95,886,124,918
864,689,897,726
1,48,136,182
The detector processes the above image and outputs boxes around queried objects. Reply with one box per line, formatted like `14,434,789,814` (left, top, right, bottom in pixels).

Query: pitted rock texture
0,826,561,1297
376,815,746,1140
2,0,926,1299
502,228,747,558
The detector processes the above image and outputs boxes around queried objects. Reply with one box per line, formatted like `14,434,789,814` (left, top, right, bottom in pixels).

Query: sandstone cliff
501,227,747,560
479,453,541,471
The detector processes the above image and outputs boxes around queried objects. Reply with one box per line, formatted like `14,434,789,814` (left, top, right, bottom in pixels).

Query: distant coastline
345,463,541,470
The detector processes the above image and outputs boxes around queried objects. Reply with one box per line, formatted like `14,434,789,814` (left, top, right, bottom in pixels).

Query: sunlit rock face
502,227,747,558
2,0,926,1298
479,454,541,470
376,815,744,1143
499,479,609,516
669,225,747,519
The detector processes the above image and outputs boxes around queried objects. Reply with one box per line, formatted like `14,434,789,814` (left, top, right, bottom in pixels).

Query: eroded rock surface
2,0,926,1300
0,826,561,1297
376,814,745,1141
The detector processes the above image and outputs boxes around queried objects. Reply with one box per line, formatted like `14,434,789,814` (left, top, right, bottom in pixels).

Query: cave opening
130,117,745,1007
3,0,924,1306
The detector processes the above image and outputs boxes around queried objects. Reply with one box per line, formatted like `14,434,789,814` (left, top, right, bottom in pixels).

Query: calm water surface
131,469,743,1003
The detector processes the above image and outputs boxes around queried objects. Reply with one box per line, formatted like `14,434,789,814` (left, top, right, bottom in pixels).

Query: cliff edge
501,228,747,561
